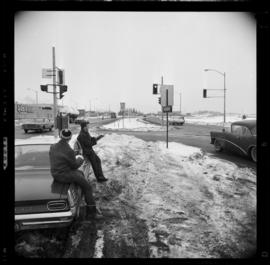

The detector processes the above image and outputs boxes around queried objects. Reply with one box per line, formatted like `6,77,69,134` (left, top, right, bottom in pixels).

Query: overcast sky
15,12,256,114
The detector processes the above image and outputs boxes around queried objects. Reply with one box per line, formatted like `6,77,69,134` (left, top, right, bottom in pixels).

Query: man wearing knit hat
49,128,101,218
77,121,108,182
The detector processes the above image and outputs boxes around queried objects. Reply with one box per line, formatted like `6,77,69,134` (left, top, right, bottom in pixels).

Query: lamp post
27,88,38,105
179,92,182,115
204,68,226,124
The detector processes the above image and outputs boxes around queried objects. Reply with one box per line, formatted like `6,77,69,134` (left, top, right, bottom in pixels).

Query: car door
225,125,249,156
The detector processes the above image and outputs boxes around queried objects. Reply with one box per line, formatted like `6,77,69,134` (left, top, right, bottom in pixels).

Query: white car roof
15,135,59,146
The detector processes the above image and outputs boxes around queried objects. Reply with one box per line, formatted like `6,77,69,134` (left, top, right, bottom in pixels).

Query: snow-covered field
185,113,256,127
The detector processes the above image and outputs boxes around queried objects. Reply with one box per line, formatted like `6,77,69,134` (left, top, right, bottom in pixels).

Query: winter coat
49,139,83,177
77,130,97,156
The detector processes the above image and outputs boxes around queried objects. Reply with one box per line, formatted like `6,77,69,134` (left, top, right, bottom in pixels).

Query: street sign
42,68,54,79
120,102,125,111
160,85,174,106
162,106,172,113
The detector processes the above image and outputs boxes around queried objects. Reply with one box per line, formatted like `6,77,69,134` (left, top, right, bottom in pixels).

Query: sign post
160,84,174,148
120,102,125,128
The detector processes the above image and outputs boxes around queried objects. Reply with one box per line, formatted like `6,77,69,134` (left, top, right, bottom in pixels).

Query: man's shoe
97,176,108,182
86,205,103,220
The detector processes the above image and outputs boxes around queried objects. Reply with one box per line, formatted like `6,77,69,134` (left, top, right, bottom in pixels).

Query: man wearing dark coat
49,128,100,217
77,121,108,182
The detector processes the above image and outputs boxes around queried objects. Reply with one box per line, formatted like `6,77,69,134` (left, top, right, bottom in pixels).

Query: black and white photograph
4,7,267,260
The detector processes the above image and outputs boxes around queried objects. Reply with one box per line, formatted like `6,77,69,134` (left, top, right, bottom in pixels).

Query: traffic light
58,69,65,85
158,97,161,104
153,84,158,94
59,85,68,99
40,85,48,92
203,89,207,98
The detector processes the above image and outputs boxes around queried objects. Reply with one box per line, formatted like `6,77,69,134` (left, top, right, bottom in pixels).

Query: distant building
15,102,79,123
15,102,54,120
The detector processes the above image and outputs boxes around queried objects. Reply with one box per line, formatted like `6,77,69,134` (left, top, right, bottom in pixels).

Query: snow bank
101,118,165,131
93,133,256,258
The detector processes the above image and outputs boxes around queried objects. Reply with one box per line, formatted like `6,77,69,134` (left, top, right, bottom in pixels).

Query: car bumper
15,210,75,231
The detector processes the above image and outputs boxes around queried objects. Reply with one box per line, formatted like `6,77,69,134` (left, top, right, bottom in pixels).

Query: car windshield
15,144,51,170
251,126,256,136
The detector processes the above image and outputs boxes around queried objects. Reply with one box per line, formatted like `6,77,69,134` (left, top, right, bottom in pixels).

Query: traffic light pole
52,47,58,137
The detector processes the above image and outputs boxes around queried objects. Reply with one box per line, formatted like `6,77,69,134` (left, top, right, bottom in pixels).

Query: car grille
47,200,68,211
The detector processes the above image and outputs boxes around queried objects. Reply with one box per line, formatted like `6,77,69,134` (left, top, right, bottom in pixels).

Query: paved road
15,120,256,170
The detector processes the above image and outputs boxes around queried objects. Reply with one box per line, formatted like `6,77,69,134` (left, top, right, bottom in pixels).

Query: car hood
15,168,69,202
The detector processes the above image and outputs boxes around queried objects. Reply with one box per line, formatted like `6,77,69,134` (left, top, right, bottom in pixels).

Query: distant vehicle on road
210,119,256,162
21,118,54,133
15,137,84,231
74,117,86,124
110,112,117,119
169,116,185,126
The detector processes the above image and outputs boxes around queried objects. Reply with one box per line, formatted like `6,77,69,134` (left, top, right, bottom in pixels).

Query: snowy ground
88,133,256,258
101,117,164,131
185,113,256,127
15,117,256,258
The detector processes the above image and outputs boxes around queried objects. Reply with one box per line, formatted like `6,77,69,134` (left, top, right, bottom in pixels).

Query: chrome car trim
21,220,72,225
15,211,73,220
221,139,248,155
47,200,68,211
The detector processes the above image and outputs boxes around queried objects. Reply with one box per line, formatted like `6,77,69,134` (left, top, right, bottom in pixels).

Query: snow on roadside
101,117,165,131
185,114,255,127
93,133,256,258
22,132,256,258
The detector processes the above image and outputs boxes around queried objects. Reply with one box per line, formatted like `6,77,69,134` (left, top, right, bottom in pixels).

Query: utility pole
166,89,169,148
161,76,164,126
224,72,226,124
179,92,182,115
52,47,58,137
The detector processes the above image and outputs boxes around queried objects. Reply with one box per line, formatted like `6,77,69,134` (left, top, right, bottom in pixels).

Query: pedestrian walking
77,121,108,182
49,128,101,218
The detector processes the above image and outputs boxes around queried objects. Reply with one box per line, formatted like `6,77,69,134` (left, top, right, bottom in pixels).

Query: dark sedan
210,119,256,162
15,137,83,231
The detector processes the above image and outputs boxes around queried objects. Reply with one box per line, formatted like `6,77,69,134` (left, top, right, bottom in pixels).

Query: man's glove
75,155,84,166
97,135,104,141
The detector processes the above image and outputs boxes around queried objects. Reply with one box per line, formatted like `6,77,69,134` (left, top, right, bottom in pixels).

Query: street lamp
179,92,182,115
27,88,38,105
204,68,226,124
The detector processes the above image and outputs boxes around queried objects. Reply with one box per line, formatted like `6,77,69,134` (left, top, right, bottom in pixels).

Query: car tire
250,146,257,163
24,129,28,133
214,140,223,152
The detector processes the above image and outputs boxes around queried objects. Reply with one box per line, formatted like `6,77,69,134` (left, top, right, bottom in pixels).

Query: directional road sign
42,68,54,79
160,85,174,106
162,106,172,113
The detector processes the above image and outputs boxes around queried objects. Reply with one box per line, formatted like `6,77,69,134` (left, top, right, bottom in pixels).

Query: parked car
21,118,54,133
210,119,256,162
169,116,185,126
15,137,86,232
